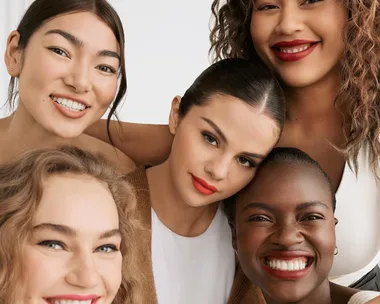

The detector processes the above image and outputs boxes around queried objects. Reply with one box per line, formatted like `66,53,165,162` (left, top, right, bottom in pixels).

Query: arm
85,119,173,166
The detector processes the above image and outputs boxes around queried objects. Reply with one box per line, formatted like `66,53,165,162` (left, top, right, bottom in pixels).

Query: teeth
279,44,310,53
266,258,309,271
52,300,92,304
51,95,86,112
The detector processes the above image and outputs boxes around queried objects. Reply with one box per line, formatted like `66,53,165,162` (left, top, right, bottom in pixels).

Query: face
250,0,348,88
167,94,279,208
6,12,120,138
234,163,336,302
21,174,122,304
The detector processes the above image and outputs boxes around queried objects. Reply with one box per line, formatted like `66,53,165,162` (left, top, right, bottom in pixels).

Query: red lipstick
271,39,320,62
191,175,217,195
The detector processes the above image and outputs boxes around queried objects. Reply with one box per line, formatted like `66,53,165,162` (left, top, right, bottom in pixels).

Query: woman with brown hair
88,0,380,291
0,146,142,304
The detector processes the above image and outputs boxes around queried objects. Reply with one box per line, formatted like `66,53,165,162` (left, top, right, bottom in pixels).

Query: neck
146,160,219,237
264,279,332,304
1,103,78,162
283,68,345,124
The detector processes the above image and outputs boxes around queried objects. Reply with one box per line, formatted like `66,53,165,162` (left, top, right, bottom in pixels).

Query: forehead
237,162,332,208
185,94,280,155
34,173,119,232
33,11,119,52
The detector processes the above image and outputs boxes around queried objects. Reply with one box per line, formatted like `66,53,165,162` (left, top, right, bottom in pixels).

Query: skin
146,94,279,237
0,12,134,172
232,162,361,304
21,174,122,304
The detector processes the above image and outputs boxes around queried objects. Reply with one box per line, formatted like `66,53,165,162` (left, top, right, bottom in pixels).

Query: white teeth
52,300,92,304
279,44,310,53
51,95,86,112
267,258,308,271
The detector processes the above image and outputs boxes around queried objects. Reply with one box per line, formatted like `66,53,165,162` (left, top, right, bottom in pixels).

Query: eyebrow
201,117,266,160
32,223,122,239
44,29,120,61
241,200,329,214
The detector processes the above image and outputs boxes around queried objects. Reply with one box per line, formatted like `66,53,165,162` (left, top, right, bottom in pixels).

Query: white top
330,143,380,286
348,291,380,304
151,205,235,304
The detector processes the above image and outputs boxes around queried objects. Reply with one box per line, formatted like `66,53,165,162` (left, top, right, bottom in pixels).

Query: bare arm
85,119,173,166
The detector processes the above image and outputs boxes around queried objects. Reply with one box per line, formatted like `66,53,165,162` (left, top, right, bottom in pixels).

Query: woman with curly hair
207,0,380,291
85,0,380,292
0,146,143,303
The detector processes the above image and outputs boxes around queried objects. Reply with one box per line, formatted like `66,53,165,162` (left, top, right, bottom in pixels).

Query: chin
264,286,309,303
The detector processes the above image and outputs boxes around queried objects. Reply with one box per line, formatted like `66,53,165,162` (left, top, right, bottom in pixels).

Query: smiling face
234,162,336,302
6,11,120,138
21,173,122,304
250,0,348,88
166,94,280,208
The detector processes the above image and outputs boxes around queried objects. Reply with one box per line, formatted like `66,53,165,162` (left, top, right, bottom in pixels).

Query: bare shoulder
77,134,136,174
330,282,357,304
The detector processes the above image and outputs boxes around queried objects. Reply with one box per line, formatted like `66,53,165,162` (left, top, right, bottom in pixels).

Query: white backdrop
0,0,212,124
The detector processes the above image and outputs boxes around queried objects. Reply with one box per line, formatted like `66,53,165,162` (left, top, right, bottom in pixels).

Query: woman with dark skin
224,147,380,304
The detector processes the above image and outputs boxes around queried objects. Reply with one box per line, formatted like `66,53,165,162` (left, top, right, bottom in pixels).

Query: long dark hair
7,0,126,142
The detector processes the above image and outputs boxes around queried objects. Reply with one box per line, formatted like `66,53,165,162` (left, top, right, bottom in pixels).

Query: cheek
97,254,123,293
227,169,256,196
94,76,119,107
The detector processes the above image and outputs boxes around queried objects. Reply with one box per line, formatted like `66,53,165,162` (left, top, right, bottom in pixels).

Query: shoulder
77,134,136,173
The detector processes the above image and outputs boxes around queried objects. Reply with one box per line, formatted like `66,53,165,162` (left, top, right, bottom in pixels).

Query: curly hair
0,146,143,304
210,0,380,174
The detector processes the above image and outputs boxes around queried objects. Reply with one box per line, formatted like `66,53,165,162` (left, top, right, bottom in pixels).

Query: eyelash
256,0,322,10
38,240,119,253
48,47,117,74
201,132,256,168
248,215,272,222
301,214,325,221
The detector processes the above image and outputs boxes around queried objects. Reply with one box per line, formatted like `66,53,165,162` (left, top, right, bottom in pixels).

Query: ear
229,221,238,253
334,217,339,226
168,95,181,135
4,31,23,77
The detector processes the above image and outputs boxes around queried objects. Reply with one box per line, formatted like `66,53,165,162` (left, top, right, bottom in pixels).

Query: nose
270,222,304,248
65,253,101,289
204,155,232,181
64,62,92,94
275,6,305,36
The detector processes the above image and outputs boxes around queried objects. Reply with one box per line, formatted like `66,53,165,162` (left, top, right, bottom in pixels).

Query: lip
271,40,320,62
50,95,89,119
261,250,315,280
44,294,100,303
191,174,218,195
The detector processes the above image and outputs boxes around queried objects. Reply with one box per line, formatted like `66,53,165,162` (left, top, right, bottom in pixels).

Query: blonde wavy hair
210,0,380,174
0,146,143,304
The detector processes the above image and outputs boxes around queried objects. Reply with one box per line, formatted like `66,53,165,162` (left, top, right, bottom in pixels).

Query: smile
271,41,320,62
278,44,311,54
191,174,218,195
50,95,87,112
45,296,100,304
264,257,313,271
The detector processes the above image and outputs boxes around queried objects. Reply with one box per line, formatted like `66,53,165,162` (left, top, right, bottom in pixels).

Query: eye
302,0,323,4
97,65,117,74
255,4,279,11
248,215,272,222
48,47,69,58
38,240,65,250
96,244,119,253
301,214,324,221
237,156,256,168
202,132,218,146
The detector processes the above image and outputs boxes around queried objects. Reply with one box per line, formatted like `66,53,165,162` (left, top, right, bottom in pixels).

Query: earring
334,246,339,256
234,249,238,256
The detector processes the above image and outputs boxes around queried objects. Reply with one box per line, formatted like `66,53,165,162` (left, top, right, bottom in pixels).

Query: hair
179,58,286,131
0,146,142,304
6,0,127,143
209,0,380,176
224,147,336,222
